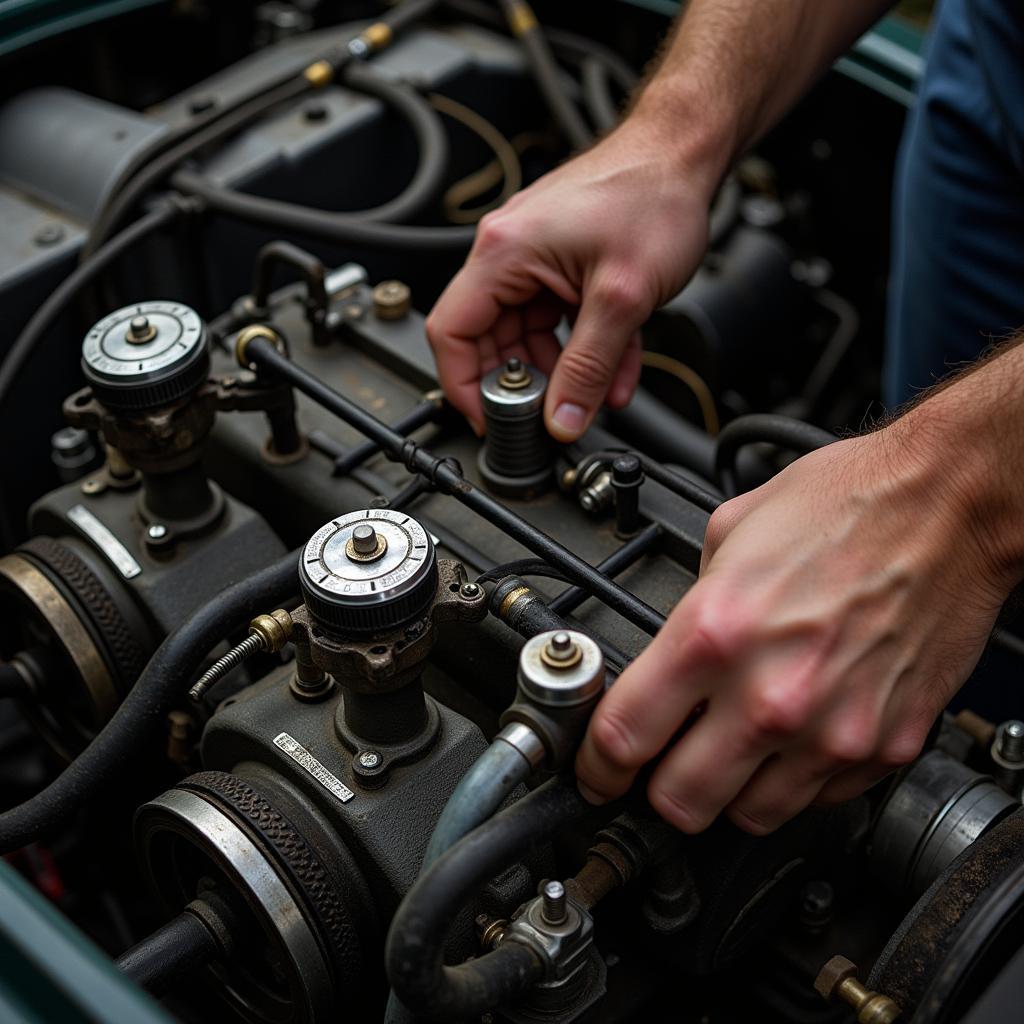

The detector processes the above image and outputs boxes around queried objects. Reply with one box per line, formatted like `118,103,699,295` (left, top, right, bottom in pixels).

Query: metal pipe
549,523,662,617
244,336,665,637
332,395,444,476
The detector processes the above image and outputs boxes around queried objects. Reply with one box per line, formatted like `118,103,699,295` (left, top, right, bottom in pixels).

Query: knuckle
747,683,808,738
673,590,745,668
558,345,615,393
475,212,519,255
595,271,645,315
704,500,742,552
727,804,776,837
879,727,927,769
647,784,708,834
589,703,647,771
817,722,877,765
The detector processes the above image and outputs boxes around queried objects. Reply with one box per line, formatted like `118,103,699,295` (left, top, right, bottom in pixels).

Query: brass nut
303,59,334,89
249,609,293,652
372,280,411,320
815,956,859,1001
361,21,393,52
815,956,901,1024
235,324,282,369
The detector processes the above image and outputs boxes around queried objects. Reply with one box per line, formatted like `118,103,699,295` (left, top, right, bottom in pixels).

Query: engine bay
1,3,1023,1023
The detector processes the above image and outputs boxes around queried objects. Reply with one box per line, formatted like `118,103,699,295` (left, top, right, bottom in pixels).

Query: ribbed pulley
298,509,438,635
81,301,210,412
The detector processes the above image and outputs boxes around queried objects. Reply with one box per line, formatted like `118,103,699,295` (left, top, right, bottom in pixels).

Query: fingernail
551,402,587,440
577,781,607,806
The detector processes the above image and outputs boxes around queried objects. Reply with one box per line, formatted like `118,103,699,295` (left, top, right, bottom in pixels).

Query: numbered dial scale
298,509,439,634
81,301,210,412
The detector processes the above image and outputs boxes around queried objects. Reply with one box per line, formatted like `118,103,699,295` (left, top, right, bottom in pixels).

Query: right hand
426,120,721,441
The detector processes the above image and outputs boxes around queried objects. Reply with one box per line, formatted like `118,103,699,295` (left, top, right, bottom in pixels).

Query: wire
641,351,721,436
0,199,185,419
428,93,522,223
475,559,569,586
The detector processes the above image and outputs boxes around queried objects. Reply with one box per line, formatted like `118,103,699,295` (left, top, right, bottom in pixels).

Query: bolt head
34,223,65,247
147,523,168,541
460,582,481,599
543,879,565,900
544,632,578,664
352,523,377,554
1007,721,1024,739
357,750,381,769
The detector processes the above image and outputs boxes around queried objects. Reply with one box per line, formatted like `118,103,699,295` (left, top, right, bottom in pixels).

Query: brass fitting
372,279,411,320
303,59,334,89
235,324,284,370
360,22,393,53
249,609,293,653
815,956,901,1024
506,0,538,37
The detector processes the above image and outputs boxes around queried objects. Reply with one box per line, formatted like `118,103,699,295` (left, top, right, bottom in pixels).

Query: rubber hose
0,549,299,853
339,61,450,223
386,777,589,1019
0,200,184,418
498,0,591,150
172,170,476,251
715,414,835,497
422,740,534,868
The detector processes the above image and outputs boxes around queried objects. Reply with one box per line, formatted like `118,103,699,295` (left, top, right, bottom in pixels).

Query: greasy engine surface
1,4,1023,1024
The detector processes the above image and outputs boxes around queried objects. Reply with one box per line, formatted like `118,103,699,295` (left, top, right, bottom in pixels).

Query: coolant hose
715,414,835,497
386,777,590,1019
0,549,299,853
422,736,536,868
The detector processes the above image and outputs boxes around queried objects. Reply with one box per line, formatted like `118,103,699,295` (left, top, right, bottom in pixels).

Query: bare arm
576,338,1024,831
427,0,895,438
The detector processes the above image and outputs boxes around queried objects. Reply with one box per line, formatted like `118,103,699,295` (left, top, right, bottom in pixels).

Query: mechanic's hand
426,120,720,440
575,426,1014,835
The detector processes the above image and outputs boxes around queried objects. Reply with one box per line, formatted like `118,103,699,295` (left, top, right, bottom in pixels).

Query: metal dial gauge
81,301,209,412
299,509,438,634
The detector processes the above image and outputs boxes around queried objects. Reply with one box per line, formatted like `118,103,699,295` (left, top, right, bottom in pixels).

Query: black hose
173,170,476,251
116,910,219,995
715,414,835,497
475,559,569,586
83,0,445,258
0,549,298,854
386,777,588,1019
0,664,27,700
0,200,185,419
245,337,664,636
498,0,591,150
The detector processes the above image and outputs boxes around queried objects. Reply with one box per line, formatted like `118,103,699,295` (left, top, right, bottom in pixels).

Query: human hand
575,426,1015,834
426,120,721,441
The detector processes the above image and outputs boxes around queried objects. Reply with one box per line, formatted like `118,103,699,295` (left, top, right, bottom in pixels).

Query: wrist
887,386,1024,594
621,77,737,199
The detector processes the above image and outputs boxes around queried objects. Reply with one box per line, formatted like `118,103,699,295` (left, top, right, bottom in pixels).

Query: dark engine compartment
1,3,1022,1024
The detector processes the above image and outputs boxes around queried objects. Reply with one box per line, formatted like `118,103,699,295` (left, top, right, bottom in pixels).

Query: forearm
893,335,1024,590
624,0,895,184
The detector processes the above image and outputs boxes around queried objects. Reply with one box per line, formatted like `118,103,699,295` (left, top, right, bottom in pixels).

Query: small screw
460,582,481,600
147,523,168,541
81,477,105,496
997,720,1024,763
498,357,531,389
358,750,382,769
541,880,567,925
34,223,65,247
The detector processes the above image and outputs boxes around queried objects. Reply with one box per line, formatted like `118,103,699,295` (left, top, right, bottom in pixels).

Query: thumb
544,268,649,442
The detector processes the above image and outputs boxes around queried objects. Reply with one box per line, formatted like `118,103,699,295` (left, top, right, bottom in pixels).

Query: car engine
1,3,1022,1023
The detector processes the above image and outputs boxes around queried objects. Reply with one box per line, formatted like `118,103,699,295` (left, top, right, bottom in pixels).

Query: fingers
725,751,837,835
544,266,652,441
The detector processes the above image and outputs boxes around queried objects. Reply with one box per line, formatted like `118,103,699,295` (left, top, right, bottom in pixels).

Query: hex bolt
541,880,568,925
352,524,377,554
460,581,481,600
357,750,382,769
800,880,834,932
815,956,901,1024
189,609,293,702
997,720,1024,763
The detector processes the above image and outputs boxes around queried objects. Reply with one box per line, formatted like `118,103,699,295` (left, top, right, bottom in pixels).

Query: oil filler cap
81,301,209,412
298,509,438,635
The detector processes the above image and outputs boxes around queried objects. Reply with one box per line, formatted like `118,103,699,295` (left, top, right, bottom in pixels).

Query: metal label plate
67,504,142,579
273,732,354,803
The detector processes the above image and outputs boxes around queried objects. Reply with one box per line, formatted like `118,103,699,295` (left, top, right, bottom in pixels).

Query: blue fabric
885,0,1024,407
